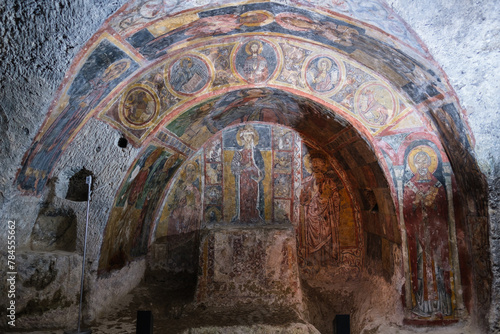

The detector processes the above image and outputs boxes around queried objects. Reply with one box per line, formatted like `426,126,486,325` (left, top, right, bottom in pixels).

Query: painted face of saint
250,43,259,55
311,157,327,175
241,130,255,147
181,58,193,69
320,60,328,71
185,163,197,182
414,151,431,176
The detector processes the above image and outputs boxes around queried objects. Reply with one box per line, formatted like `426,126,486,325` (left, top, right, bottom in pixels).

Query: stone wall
196,226,304,313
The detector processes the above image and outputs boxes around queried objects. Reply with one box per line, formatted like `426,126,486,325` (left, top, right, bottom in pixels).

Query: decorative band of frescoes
231,38,280,85
97,34,413,153
304,55,345,95
165,54,213,96
354,81,398,128
119,83,160,129
239,10,274,27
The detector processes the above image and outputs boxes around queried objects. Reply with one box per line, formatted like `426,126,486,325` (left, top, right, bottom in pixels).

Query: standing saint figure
243,40,269,83
168,161,202,234
404,148,452,317
231,125,265,223
300,151,340,270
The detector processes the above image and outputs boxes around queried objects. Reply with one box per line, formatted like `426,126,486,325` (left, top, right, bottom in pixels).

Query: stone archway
8,0,492,332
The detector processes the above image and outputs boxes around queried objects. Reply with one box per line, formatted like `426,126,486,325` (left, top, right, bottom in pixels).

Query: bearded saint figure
404,149,452,317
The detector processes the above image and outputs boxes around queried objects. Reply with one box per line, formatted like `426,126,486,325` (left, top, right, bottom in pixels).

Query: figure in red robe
404,150,452,317
300,151,340,270
231,125,265,223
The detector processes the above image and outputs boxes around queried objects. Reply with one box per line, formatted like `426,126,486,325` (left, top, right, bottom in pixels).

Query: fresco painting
99,145,183,272
17,40,138,194
298,149,341,271
223,124,272,224
100,65,181,144
277,42,311,88
305,56,341,94
109,0,424,53
164,87,369,152
119,84,159,129
201,45,240,87
403,144,454,318
355,82,397,127
84,32,431,153
154,123,361,275
168,55,211,95
11,0,483,325
19,2,445,194
234,39,278,84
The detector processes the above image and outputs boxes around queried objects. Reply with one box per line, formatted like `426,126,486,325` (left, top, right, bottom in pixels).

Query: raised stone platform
196,225,304,314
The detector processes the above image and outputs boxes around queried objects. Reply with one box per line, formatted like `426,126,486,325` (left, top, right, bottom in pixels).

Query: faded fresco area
17,38,139,194
99,145,183,272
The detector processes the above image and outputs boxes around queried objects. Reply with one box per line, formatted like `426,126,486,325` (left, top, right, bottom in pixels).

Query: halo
303,153,312,174
317,57,333,71
180,57,193,68
236,124,259,146
181,160,200,179
245,40,264,55
103,59,131,82
407,145,439,175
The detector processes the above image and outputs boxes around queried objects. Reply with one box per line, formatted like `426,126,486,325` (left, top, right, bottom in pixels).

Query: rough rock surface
0,251,82,330
196,226,304,313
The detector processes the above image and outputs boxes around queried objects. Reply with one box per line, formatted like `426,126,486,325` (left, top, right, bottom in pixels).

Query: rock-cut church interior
0,0,499,333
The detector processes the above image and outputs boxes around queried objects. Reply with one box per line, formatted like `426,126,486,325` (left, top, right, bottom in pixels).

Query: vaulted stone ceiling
1,0,496,333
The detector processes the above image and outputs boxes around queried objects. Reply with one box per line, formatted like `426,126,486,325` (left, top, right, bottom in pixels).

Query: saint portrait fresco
355,82,397,127
119,84,159,128
235,39,277,84
151,124,361,276
299,150,341,270
168,56,210,95
167,161,202,235
403,145,452,317
99,146,183,271
230,124,266,223
306,56,340,93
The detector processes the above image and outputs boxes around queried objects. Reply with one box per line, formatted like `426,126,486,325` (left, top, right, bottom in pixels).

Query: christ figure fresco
243,40,269,83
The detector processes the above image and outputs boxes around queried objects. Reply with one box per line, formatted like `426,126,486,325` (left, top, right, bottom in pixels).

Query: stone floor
5,272,310,334
5,272,481,334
